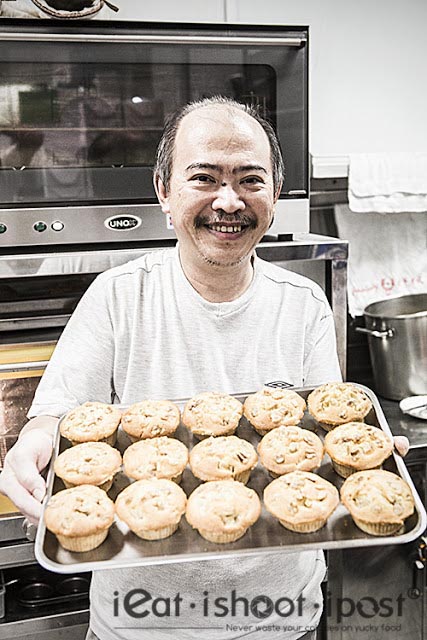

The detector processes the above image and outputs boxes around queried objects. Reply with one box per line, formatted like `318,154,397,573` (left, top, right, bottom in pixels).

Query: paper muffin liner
68,431,117,447
278,518,327,533
197,528,248,543
191,427,237,440
331,460,382,479
56,529,109,552
232,469,252,484
62,477,114,491
352,517,403,536
134,523,179,540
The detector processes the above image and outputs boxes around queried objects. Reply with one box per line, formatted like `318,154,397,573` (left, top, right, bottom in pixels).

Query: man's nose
212,183,245,213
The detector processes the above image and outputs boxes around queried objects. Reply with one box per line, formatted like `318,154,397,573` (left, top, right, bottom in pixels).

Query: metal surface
362,294,427,400
0,32,305,46
35,385,427,574
0,200,309,248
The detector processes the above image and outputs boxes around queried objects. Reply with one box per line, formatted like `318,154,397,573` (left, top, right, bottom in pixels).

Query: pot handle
355,327,394,338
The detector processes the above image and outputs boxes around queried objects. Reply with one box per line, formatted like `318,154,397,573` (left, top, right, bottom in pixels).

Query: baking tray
35,384,427,573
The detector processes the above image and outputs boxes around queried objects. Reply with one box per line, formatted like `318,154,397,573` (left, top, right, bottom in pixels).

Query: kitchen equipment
400,395,427,420
35,385,427,574
357,293,427,400
0,19,309,246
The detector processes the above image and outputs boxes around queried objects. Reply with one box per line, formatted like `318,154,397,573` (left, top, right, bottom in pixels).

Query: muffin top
189,435,258,481
307,382,372,426
54,442,122,486
44,485,115,537
258,426,324,475
115,478,187,531
60,402,121,443
121,400,180,439
340,470,415,524
264,470,339,525
182,392,243,437
186,480,261,534
123,436,188,481
324,422,393,470
243,388,306,432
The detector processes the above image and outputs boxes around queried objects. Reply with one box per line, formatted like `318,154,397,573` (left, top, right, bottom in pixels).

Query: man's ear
153,173,171,214
274,181,283,203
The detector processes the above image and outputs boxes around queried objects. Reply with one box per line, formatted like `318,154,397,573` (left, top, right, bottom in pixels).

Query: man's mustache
195,213,257,228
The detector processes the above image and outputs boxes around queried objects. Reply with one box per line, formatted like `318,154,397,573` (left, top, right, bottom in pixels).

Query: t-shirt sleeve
303,308,343,387
28,274,115,419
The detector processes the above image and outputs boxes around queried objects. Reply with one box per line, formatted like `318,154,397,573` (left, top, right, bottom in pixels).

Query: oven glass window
0,32,307,205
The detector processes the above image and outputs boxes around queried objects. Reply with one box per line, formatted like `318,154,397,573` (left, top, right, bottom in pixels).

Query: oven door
0,20,309,246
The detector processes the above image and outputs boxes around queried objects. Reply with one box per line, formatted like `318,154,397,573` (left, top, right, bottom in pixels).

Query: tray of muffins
35,383,427,573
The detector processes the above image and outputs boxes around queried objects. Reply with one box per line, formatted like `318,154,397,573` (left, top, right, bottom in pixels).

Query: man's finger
11,449,47,502
0,471,43,524
393,435,409,457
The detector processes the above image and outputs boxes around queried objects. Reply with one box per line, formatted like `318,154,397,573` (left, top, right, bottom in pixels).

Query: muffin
189,435,258,484
44,484,115,552
263,470,339,533
121,400,180,441
307,382,372,430
258,426,324,477
186,480,261,543
324,422,393,478
340,469,415,535
115,478,187,540
182,392,243,438
54,442,122,491
60,401,121,446
123,436,188,483
243,388,306,436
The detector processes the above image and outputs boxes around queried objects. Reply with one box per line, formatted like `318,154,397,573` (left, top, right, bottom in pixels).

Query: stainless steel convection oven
0,19,349,639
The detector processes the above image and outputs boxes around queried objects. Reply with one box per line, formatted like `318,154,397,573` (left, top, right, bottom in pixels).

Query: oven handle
0,361,49,374
0,32,306,47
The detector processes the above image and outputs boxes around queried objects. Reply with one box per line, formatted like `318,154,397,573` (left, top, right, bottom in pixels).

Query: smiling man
1,97,344,640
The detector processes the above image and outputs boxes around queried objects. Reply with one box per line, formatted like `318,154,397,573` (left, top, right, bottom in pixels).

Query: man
0,96,407,640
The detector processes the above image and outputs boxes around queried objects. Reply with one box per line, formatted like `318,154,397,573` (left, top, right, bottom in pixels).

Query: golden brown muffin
324,422,393,478
44,484,115,552
121,400,180,441
264,470,339,533
307,382,372,430
182,392,243,438
189,435,258,484
115,478,187,540
123,436,188,483
60,402,121,446
340,469,415,535
186,480,261,543
243,387,306,436
54,442,122,491
258,426,324,477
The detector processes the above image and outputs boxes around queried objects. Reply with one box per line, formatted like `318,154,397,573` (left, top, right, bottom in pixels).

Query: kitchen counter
378,396,427,449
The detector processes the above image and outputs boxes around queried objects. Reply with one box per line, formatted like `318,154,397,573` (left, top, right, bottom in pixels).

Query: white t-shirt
29,246,341,640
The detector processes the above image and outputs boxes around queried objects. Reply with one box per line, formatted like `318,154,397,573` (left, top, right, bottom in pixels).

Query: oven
0,19,309,247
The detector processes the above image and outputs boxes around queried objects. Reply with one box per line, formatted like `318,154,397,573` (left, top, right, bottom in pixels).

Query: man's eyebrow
185,162,267,174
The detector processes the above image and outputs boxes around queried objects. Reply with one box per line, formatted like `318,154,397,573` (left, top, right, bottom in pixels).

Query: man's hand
393,435,409,457
0,430,53,525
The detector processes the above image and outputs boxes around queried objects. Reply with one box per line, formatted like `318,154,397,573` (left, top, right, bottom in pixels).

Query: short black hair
154,95,284,193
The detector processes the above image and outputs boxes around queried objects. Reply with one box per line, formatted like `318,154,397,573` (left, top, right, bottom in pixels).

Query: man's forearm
19,415,58,440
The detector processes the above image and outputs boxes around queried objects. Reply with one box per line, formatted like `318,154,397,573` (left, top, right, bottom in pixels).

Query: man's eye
191,174,214,183
242,176,263,185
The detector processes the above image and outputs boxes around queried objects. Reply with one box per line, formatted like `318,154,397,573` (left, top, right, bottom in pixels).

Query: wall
226,0,427,171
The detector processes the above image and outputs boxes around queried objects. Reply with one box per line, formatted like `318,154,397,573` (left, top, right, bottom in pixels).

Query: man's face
155,105,280,268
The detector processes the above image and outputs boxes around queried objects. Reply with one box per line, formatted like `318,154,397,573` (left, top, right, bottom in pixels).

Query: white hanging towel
334,205,427,317
348,152,427,213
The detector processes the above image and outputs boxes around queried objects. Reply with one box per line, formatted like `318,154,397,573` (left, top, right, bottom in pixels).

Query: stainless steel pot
356,293,427,400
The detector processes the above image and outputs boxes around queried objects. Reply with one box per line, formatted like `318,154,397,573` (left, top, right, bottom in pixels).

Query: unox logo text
104,214,142,231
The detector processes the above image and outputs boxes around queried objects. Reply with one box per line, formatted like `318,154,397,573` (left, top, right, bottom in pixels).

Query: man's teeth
210,224,242,233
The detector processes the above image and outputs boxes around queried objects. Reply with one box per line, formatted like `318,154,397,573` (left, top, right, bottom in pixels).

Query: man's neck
178,249,255,303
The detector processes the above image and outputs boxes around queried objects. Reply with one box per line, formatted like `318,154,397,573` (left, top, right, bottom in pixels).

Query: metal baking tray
35,384,427,573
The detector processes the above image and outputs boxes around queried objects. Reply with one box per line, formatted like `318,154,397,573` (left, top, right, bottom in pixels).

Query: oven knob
51,220,64,232
0,223,7,234
34,221,47,233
